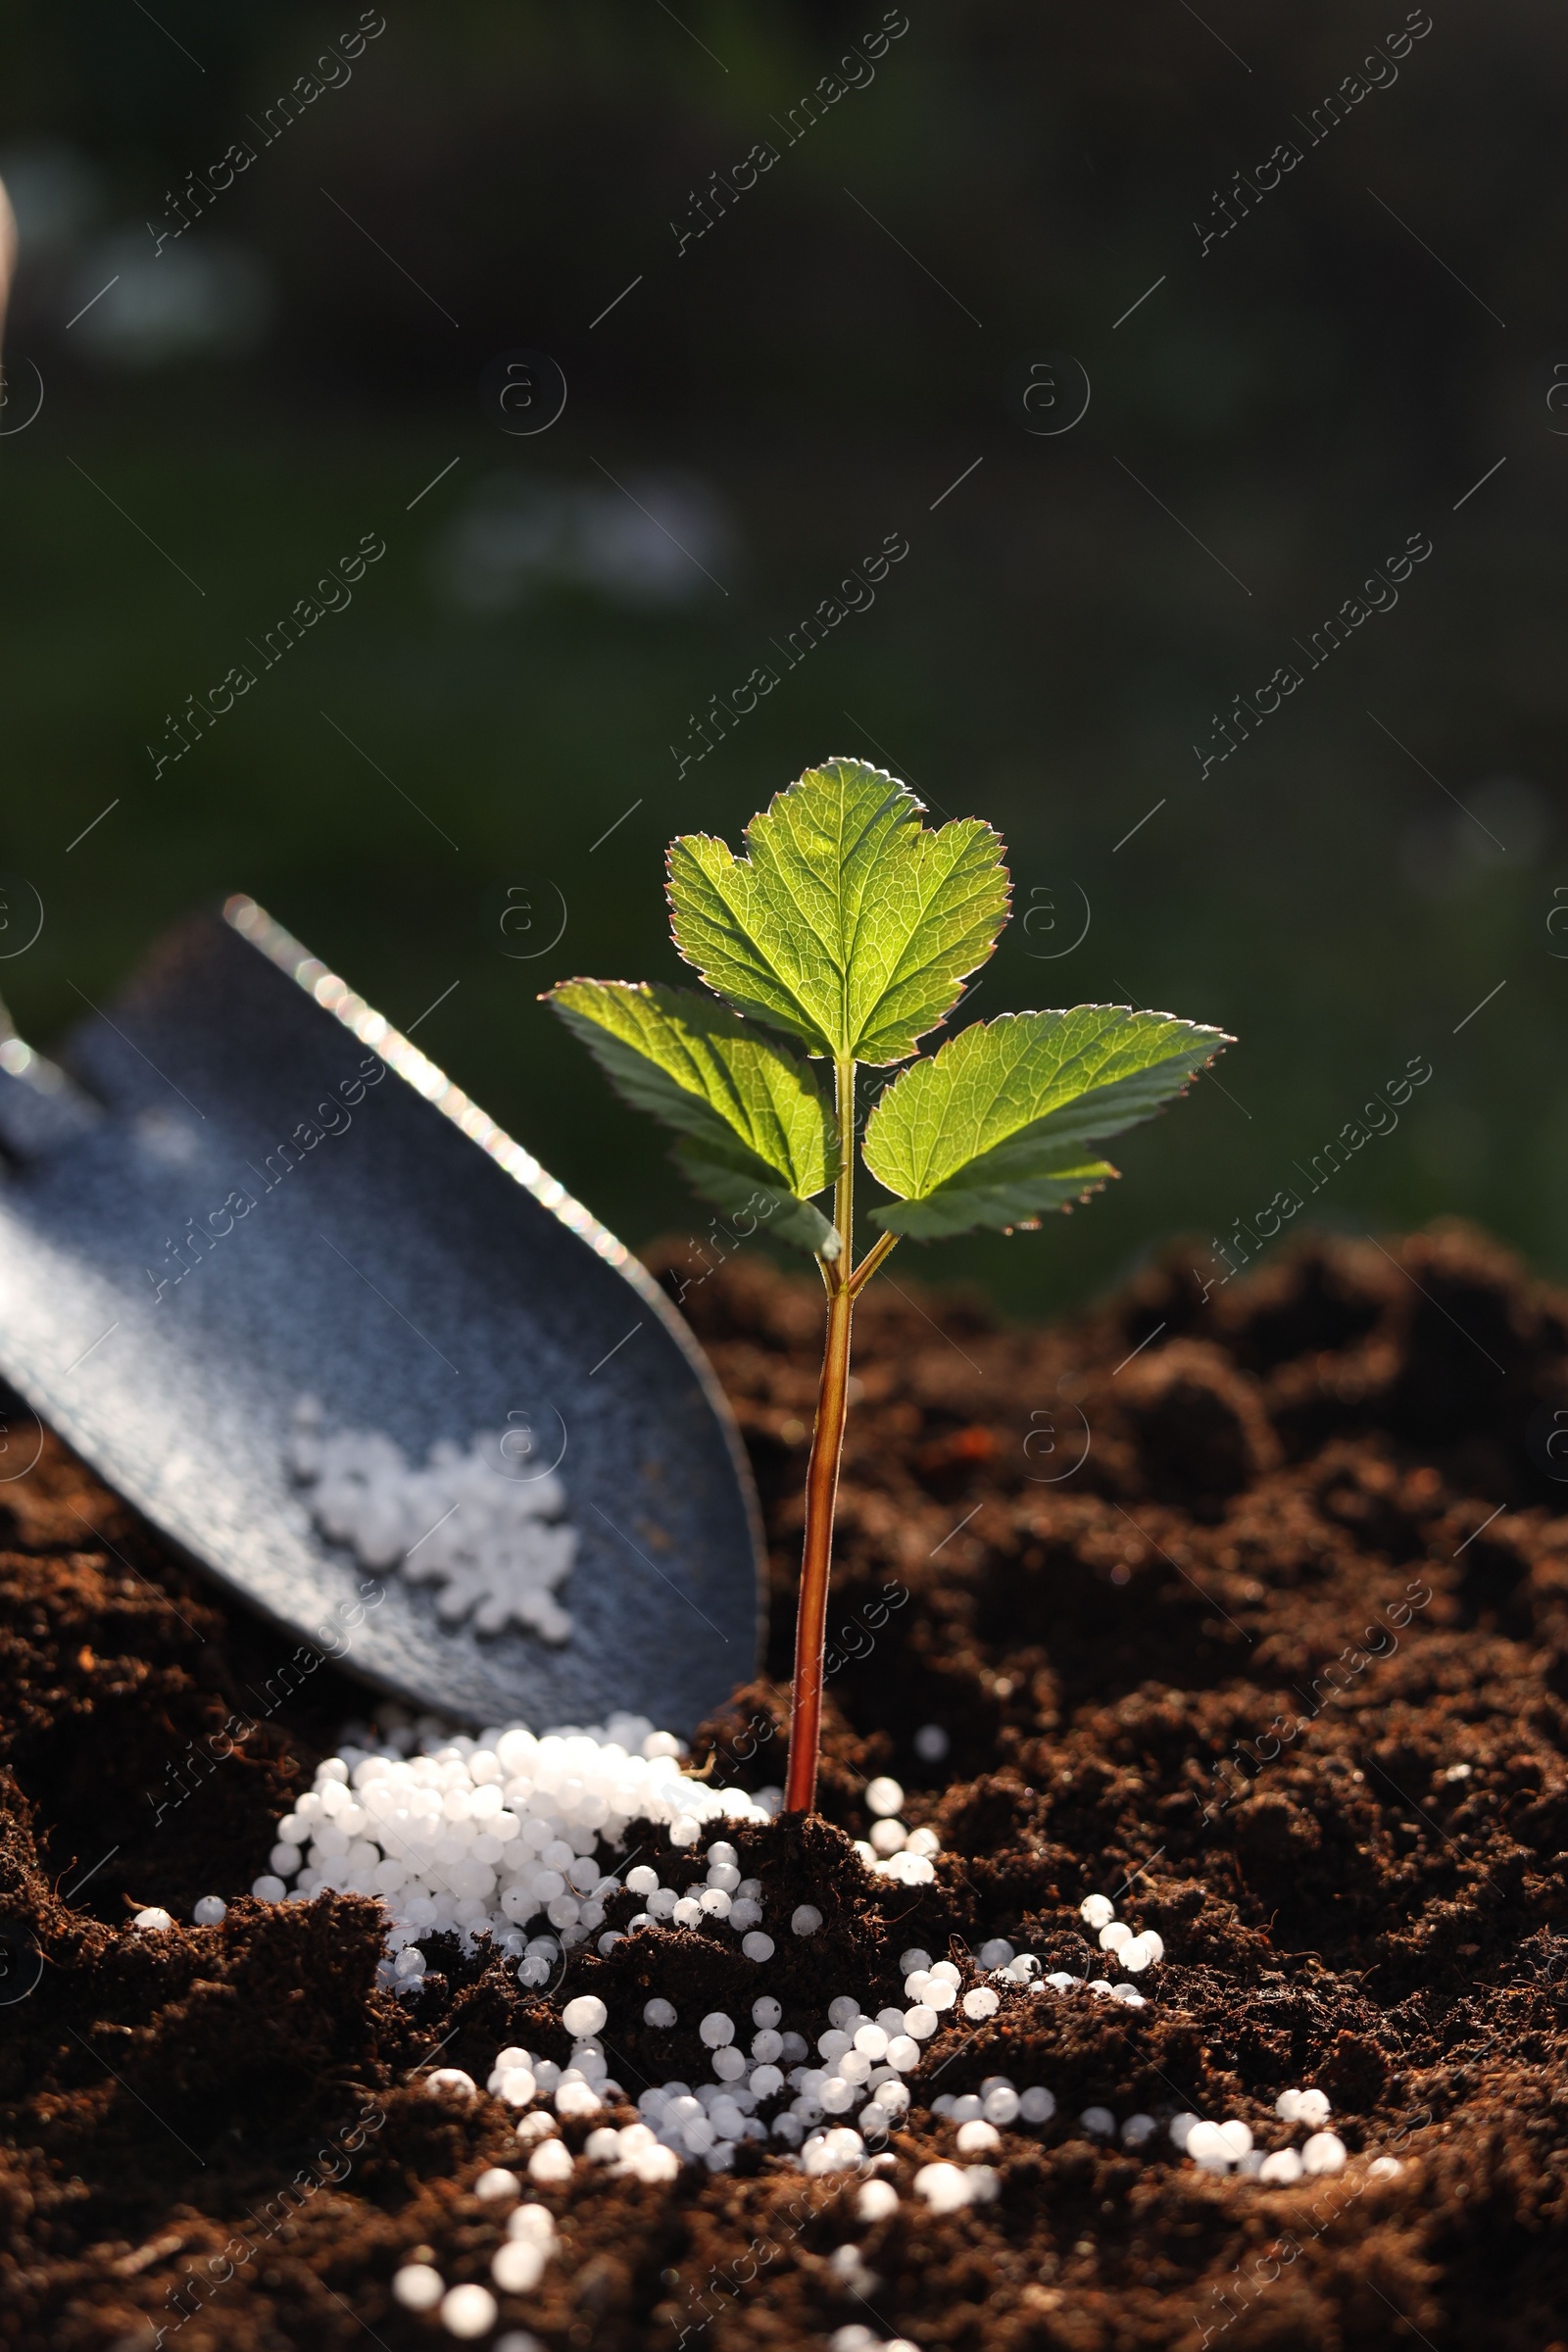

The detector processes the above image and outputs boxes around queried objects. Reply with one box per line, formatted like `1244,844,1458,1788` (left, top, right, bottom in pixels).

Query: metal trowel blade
0,898,763,1733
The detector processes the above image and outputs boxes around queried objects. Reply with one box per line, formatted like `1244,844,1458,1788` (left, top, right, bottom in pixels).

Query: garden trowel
0,898,763,1733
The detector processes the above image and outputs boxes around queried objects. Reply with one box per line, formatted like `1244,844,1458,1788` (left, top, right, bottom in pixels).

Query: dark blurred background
2,0,1565,1316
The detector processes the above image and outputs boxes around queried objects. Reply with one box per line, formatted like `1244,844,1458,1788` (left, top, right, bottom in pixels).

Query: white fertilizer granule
224,1708,1417,2209
288,1399,576,1642
264,1711,776,1957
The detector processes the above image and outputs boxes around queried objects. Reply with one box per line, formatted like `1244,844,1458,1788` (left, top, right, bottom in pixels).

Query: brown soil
2,1223,1567,2352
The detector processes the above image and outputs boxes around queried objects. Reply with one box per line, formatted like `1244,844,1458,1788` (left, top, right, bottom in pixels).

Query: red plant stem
783,1061,901,1814
783,1275,855,1814
783,1055,859,1815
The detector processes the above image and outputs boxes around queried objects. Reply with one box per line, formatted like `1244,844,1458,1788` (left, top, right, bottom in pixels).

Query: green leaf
863,1004,1232,1239
545,978,839,1253
666,1137,833,1255
665,758,1009,1065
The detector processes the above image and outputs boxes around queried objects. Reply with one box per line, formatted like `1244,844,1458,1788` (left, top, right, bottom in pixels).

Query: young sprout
547,759,1230,1814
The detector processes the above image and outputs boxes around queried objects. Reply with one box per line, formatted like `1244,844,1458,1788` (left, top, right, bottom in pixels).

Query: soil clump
1,1223,1565,2350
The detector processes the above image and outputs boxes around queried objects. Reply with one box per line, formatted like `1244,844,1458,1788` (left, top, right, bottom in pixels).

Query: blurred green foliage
3,0,1566,1316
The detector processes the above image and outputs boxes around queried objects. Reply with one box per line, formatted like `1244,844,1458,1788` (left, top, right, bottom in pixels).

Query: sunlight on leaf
666,757,1009,1064
863,1004,1231,1239
546,978,839,1252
